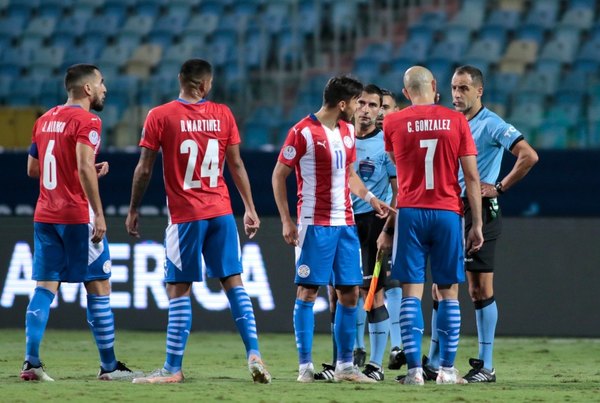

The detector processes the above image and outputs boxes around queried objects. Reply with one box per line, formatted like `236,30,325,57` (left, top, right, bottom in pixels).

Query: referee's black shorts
463,197,502,273
355,211,389,289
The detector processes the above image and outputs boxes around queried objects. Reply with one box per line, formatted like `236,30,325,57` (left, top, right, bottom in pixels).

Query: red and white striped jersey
278,114,356,226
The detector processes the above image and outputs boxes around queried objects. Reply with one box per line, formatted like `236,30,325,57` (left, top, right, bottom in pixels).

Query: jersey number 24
180,138,219,190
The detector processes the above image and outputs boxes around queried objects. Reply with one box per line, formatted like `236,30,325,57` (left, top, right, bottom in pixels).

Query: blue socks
164,296,192,373
385,287,403,349
399,297,424,369
475,297,497,370
354,296,366,350
294,299,314,364
226,286,260,358
87,294,117,371
367,305,389,367
330,310,337,364
335,302,357,365
427,300,440,368
437,299,461,368
25,286,55,366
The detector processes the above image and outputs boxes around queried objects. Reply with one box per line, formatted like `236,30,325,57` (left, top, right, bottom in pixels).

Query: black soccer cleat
421,355,439,381
362,363,384,381
313,363,335,381
463,358,496,383
98,361,143,381
353,348,367,367
388,346,407,370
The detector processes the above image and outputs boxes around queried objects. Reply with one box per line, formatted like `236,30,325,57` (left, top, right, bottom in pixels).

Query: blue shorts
33,222,111,283
295,224,362,287
164,214,243,282
391,208,465,285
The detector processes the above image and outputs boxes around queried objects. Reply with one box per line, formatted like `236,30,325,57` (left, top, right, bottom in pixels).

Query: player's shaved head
64,64,100,95
403,66,434,96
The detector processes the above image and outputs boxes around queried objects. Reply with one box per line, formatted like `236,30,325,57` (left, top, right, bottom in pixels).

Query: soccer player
384,66,483,385
272,75,392,384
375,88,400,130
22,64,139,382
425,65,539,383
125,59,271,384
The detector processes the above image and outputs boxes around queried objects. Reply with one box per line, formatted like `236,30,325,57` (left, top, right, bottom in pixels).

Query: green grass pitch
1,329,599,402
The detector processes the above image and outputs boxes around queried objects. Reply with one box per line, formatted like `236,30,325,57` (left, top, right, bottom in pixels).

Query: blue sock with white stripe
475,297,497,370
294,299,314,364
355,296,366,350
399,297,424,369
164,296,192,373
226,286,260,358
385,287,403,349
437,299,461,368
335,303,358,365
427,300,440,368
87,294,117,371
25,286,55,366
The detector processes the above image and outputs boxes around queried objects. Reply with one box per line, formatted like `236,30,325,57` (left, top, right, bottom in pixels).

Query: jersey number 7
420,138,438,190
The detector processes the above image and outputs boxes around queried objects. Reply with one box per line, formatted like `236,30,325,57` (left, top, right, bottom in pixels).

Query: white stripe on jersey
299,127,316,225
165,223,183,271
327,126,348,226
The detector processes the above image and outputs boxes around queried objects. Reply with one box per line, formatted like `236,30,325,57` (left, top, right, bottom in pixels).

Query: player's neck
64,97,90,111
410,94,436,106
178,91,205,104
314,108,339,130
463,102,483,121
356,124,376,138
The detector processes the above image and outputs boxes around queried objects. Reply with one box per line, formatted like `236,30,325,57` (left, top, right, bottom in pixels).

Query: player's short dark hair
381,88,395,98
64,64,99,93
322,75,363,107
179,59,213,91
455,65,484,87
363,83,383,106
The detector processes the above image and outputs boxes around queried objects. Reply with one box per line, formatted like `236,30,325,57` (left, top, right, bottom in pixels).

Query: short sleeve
76,114,103,153
493,120,524,151
383,119,393,153
277,125,306,167
345,122,356,165
458,114,477,157
140,108,161,151
384,152,396,177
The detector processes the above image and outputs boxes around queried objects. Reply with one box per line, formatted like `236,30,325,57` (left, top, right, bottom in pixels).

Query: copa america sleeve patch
89,130,100,145
343,135,354,148
283,145,296,160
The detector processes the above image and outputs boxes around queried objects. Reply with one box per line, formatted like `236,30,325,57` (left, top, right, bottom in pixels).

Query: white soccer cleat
98,361,144,381
132,368,184,384
436,366,467,384
248,356,272,384
297,362,315,383
333,364,377,383
20,361,54,382
397,367,425,385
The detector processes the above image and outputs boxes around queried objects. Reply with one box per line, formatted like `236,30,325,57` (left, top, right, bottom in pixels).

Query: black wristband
495,182,504,195
382,227,394,235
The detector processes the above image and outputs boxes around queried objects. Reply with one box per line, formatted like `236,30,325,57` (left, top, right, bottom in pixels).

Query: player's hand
91,215,106,244
370,197,396,219
95,161,109,178
244,210,260,239
466,226,483,255
282,220,299,246
377,230,393,251
125,210,140,238
480,182,498,198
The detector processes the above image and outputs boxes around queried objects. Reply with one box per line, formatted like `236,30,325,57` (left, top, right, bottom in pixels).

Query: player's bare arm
95,161,109,178
272,161,298,246
461,154,484,254
27,155,40,178
126,147,158,238
348,168,394,218
225,144,260,238
76,142,105,243
481,140,539,198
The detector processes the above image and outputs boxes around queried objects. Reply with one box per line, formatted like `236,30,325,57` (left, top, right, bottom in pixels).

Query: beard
91,94,105,112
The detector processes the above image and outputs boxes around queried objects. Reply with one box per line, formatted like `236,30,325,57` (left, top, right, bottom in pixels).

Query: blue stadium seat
0,46,33,78
242,121,273,151
103,0,130,24
246,105,284,129
121,15,155,36
461,59,490,77
478,26,508,47
539,38,576,64
183,15,219,37
71,2,97,20
243,28,270,70
114,33,143,53
38,0,70,18
486,9,521,30
77,36,108,61
515,24,546,45
535,121,569,149
0,75,12,103
520,71,558,96
488,72,522,97
352,57,379,83
407,25,435,49
6,1,34,20
395,38,430,64
261,2,290,34
552,26,582,49
388,57,413,75
464,38,503,63
412,10,446,27
165,0,192,18
568,0,596,10
430,40,467,63
299,0,321,35
559,7,594,30
331,1,358,32
55,15,88,38
575,39,600,63
447,0,485,30
0,16,27,41
98,44,134,72
524,5,557,30
207,29,238,67
29,46,65,78
61,46,99,71
9,77,43,107
135,0,165,18
87,14,121,37
443,26,471,48
545,104,582,126
39,77,63,109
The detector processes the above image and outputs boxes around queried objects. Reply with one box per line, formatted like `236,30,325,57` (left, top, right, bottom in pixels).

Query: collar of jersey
356,127,381,140
176,98,206,104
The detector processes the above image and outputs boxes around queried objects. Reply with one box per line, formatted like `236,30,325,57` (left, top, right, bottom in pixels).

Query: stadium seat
430,40,467,63
242,121,274,151
61,46,99,71
568,0,596,10
520,71,558,96
98,44,134,72
6,1,34,20
86,14,121,37
534,121,569,149
207,29,238,67
165,1,192,18
121,15,155,36
299,0,321,35
183,15,220,37
39,77,63,109
135,0,165,18
552,26,582,49
559,8,594,30
524,5,557,30
464,38,503,63
103,0,130,25
331,1,359,33
55,15,88,38
352,57,379,83
477,26,508,48
539,38,577,64
9,77,43,107
447,0,485,30
575,39,600,63
28,46,65,78
243,28,270,70
395,38,430,64
443,26,472,48
515,24,546,46
486,10,522,30
0,46,33,78
406,25,435,49
499,40,538,73
125,44,163,78
497,0,524,11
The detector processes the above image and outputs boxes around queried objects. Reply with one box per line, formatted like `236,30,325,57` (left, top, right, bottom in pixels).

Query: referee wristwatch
495,181,504,195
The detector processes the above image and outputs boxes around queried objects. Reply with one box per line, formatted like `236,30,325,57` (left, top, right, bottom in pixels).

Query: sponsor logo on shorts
297,264,310,278
89,130,100,145
282,145,296,160
465,257,473,263
343,135,354,148
102,260,111,274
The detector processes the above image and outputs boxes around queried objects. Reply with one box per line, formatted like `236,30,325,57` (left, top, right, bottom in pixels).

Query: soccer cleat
436,366,467,384
463,358,496,383
388,347,407,370
421,355,439,381
98,361,144,381
297,363,315,383
20,361,54,382
353,348,367,367
395,367,424,385
362,363,384,381
313,363,335,382
131,368,184,384
248,356,271,384
333,365,377,383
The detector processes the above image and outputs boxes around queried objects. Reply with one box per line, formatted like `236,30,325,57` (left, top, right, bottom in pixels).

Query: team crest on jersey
283,145,296,160
343,135,354,148
297,264,310,278
89,130,99,145
102,260,111,274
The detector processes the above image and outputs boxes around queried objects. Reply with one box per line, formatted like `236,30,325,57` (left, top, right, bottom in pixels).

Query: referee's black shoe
353,348,367,367
362,364,384,381
388,347,407,370
463,358,496,383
